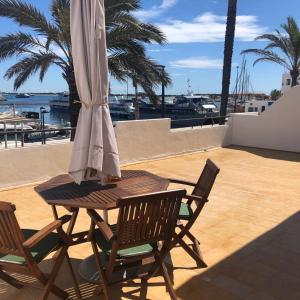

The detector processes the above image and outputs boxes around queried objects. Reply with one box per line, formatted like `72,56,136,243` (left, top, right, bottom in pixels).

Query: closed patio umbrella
69,0,121,184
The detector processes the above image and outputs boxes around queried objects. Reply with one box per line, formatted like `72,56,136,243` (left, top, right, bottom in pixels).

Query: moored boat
16,93,30,98
49,91,69,110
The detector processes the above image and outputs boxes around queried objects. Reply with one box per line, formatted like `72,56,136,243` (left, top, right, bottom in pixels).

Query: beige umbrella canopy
69,0,121,184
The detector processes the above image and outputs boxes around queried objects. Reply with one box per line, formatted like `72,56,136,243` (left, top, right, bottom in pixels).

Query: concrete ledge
0,118,230,188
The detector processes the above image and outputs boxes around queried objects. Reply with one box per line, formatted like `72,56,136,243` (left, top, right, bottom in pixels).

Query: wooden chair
87,189,186,300
0,201,81,300
169,159,220,267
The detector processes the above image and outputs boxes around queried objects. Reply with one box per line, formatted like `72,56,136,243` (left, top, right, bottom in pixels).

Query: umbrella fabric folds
69,0,121,184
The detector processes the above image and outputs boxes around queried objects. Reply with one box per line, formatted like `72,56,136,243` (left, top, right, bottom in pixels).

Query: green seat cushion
179,202,193,220
0,229,60,265
95,225,156,258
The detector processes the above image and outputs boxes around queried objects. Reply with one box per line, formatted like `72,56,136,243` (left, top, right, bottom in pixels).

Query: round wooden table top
35,170,170,210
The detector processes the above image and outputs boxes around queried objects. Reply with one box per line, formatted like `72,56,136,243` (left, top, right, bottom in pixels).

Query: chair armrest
23,220,62,249
168,178,197,187
184,194,207,203
87,209,114,242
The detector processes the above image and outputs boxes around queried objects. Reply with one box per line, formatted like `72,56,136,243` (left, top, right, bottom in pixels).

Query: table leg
51,205,79,236
51,205,59,220
66,208,79,235
53,208,79,259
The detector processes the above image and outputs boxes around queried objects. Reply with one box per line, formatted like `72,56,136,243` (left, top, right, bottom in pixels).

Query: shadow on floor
226,145,300,163
175,211,300,300
0,255,174,300
2,213,300,299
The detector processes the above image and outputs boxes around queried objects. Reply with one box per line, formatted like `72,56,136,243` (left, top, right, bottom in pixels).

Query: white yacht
16,93,30,98
50,93,135,118
109,96,135,118
49,91,69,110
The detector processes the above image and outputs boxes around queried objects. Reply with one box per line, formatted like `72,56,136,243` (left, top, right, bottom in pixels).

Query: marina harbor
0,88,275,148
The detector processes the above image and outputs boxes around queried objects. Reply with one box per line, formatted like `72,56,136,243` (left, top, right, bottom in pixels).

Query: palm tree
219,0,238,124
0,0,171,137
242,17,300,87
270,89,281,100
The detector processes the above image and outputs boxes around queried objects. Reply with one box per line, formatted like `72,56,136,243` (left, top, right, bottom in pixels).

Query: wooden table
35,170,170,282
36,170,169,210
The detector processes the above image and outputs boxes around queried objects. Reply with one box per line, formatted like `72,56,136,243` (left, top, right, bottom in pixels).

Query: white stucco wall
230,86,300,152
115,119,229,163
0,143,73,189
0,120,229,189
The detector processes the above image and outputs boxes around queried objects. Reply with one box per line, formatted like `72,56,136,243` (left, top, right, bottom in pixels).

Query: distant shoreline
1,92,270,97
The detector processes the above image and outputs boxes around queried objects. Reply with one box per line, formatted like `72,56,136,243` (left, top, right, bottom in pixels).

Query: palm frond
242,48,289,69
281,17,300,39
136,23,166,44
0,0,58,36
0,32,44,60
109,51,171,105
242,17,300,74
106,12,166,45
256,33,288,50
51,0,70,45
105,0,140,14
108,35,146,56
282,17,300,65
4,52,59,90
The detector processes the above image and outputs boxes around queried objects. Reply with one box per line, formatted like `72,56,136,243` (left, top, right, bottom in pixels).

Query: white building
245,99,275,113
281,73,300,94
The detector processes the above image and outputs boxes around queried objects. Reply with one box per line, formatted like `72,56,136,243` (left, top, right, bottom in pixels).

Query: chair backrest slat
192,159,220,200
0,202,25,256
116,189,186,249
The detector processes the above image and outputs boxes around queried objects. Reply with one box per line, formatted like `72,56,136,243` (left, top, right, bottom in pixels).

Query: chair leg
179,226,207,268
191,236,206,267
176,236,207,268
39,247,69,300
0,270,24,289
37,273,68,300
157,256,177,300
182,226,199,244
91,240,110,300
65,252,82,299
140,278,148,300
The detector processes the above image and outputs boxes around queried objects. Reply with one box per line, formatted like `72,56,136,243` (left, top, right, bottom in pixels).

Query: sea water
0,94,70,126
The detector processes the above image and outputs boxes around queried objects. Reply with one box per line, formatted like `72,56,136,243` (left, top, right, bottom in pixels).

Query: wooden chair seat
0,229,60,265
179,202,193,221
95,226,157,258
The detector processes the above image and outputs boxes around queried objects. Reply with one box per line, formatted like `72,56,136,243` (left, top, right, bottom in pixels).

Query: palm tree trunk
290,69,299,87
67,69,80,141
219,0,238,124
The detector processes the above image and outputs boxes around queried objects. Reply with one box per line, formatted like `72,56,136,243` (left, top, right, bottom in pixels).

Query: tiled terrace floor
0,146,300,300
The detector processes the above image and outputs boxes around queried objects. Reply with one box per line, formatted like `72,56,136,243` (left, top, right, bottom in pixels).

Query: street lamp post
39,106,49,144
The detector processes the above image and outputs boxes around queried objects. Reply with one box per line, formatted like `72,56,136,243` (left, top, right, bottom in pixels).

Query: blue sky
0,0,299,94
